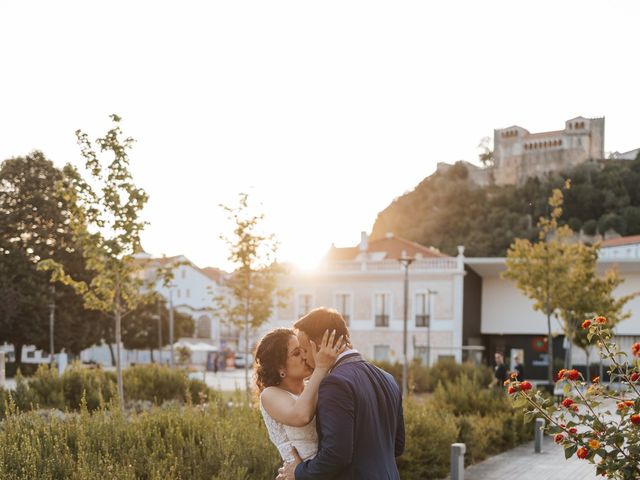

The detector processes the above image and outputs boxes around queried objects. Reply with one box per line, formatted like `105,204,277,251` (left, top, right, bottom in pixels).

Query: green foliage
0,365,535,479
0,152,102,364
0,363,217,418
216,193,289,393
38,114,153,406
0,402,280,479
432,374,506,416
396,400,458,479
372,358,494,393
371,156,640,256
122,296,194,352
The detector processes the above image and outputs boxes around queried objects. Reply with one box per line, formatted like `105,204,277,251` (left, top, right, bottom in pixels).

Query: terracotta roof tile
601,235,640,247
325,236,447,261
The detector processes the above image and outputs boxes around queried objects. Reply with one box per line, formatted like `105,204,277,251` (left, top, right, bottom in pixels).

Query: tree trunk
586,348,591,381
564,319,573,369
547,312,554,385
14,343,23,368
107,342,116,366
115,278,124,411
150,348,155,363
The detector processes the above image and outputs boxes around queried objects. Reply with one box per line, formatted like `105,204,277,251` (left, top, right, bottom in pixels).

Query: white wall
481,275,563,335
480,270,640,336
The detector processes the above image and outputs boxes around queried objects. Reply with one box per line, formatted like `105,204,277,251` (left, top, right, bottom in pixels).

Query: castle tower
493,116,605,186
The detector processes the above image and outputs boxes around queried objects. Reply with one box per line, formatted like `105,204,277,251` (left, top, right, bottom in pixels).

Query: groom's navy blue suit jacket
294,353,405,480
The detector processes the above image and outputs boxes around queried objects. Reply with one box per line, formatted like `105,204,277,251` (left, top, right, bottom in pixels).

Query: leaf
564,444,577,459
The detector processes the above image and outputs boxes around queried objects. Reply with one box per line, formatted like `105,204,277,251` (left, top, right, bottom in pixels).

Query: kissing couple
254,307,405,480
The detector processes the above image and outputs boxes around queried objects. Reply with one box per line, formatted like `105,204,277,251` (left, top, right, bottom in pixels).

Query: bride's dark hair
254,328,295,392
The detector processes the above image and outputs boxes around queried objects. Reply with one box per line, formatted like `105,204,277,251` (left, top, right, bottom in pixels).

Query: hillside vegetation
371,153,640,257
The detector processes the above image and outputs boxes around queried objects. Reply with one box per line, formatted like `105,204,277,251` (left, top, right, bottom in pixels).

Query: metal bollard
451,443,466,480
534,418,545,453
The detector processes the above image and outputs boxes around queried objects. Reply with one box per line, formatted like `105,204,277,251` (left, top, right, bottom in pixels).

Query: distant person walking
511,354,524,382
212,352,219,374
489,352,508,388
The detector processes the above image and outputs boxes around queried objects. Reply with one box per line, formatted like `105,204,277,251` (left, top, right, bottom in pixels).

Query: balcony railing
324,258,459,273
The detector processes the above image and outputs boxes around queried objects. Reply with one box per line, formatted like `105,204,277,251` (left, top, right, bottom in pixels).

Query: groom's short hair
294,307,349,344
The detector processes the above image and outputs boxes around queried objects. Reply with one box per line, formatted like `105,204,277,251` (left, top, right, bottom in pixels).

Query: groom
277,307,405,480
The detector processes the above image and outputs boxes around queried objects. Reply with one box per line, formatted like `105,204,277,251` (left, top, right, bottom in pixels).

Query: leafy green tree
39,115,151,409
122,297,195,361
216,193,289,396
562,257,636,376
0,152,102,365
503,184,577,384
371,155,640,257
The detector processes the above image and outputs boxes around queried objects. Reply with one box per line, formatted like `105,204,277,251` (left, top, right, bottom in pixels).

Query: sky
1,1,639,271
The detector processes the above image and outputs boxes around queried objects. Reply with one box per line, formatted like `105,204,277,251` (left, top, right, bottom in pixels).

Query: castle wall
493,117,605,185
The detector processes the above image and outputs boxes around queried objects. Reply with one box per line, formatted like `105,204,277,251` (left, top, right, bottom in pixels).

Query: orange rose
595,316,607,324
577,447,589,459
632,342,640,358
588,439,600,449
581,319,592,329
630,414,640,425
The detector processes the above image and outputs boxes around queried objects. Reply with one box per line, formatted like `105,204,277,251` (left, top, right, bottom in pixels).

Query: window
297,294,313,318
176,289,181,299
415,293,430,327
374,293,390,327
181,269,186,279
335,293,351,325
26,350,35,359
186,288,190,298
373,345,390,362
414,346,428,365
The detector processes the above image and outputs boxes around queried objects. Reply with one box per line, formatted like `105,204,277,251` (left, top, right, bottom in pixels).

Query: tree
39,115,151,409
122,296,195,361
562,256,636,376
503,182,578,384
477,136,494,168
216,193,289,396
0,152,102,365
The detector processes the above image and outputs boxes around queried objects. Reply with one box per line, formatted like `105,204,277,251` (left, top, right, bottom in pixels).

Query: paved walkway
461,435,597,480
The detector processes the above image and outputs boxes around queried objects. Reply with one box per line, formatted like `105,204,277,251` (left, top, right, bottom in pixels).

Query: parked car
234,353,254,368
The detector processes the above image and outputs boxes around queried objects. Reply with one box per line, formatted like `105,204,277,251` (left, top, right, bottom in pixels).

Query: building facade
80,254,232,367
464,237,640,381
260,233,469,365
493,116,605,185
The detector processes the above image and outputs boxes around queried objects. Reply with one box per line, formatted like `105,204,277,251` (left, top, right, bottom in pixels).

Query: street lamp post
399,255,414,398
426,289,437,368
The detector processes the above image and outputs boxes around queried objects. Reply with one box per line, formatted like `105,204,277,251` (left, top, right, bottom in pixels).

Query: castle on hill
492,116,605,185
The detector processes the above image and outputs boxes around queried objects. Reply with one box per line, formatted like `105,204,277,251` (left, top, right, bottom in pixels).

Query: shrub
397,399,458,479
372,358,494,394
0,402,280,479
432,374,508,416
2,363,217,416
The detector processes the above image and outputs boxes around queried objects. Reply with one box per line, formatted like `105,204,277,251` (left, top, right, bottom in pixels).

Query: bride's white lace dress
259,390,318,463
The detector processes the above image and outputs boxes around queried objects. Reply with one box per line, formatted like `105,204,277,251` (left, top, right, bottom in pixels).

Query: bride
254,328,345,463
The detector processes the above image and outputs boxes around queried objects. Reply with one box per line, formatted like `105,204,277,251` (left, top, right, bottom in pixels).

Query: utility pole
399,254,414,397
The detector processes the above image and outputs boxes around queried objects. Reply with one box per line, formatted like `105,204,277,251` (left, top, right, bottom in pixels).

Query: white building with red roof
261,232,471,365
